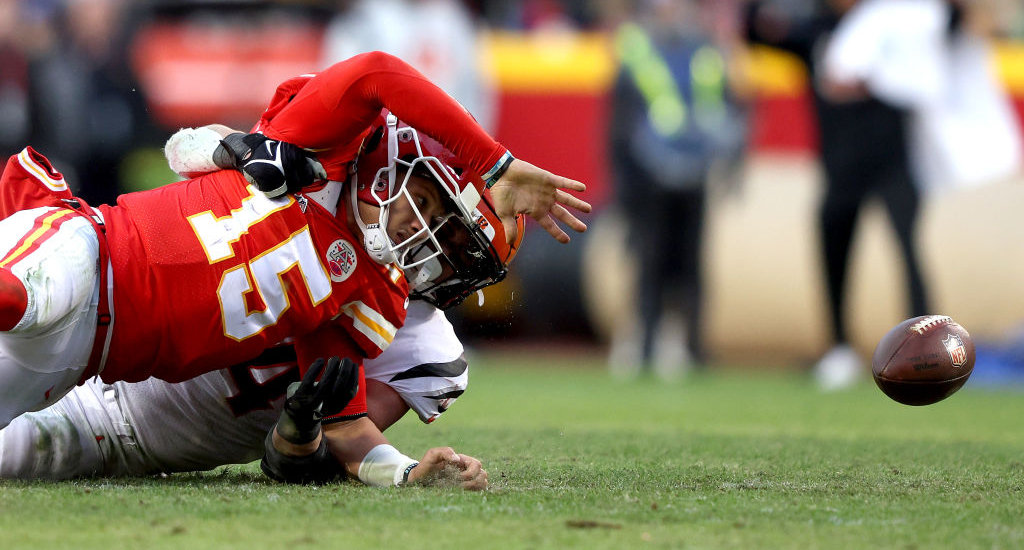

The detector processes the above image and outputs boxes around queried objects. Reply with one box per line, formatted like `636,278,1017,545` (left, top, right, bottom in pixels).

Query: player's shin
0,268,28,331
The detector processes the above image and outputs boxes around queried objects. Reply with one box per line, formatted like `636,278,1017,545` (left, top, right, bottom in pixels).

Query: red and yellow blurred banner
132,25,1024,208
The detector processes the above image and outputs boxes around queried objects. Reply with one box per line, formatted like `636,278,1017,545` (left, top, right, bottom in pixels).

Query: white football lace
909,315,953,335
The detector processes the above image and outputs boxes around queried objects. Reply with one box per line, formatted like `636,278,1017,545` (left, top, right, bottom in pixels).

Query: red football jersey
253,51,507,186
2,53,509,422
97,170,408,385
0,148,385,418
97,52,506,386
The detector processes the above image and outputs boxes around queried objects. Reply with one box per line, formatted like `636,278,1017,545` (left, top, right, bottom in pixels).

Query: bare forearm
322,417,389,478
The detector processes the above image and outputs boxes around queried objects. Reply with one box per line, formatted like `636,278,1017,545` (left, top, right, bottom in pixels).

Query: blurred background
2,0,1023,382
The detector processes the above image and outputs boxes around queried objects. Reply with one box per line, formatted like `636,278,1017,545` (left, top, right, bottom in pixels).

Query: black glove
260,432,342,485
275,356,359,445
214,132,327,198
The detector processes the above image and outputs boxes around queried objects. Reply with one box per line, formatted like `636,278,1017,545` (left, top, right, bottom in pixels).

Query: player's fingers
424,446,458,467
301,357,326,390
325,356,341,382
554,175,586,194
312,357,340,403
550,204,587,234
555,189,592,214
501,216,520,245
462,468,488,491
535,215,570,244
335,358,359,400
456,455,481,477
326,359,359,414
308,158,327,181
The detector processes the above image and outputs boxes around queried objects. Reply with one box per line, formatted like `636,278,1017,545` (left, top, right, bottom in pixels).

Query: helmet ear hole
363,126,384,154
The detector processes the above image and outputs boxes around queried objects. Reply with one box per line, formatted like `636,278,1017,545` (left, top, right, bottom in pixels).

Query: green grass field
1,351,1022,549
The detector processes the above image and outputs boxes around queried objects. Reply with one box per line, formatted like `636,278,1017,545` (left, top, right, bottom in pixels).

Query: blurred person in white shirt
320,0,495,132
824,0,1022,192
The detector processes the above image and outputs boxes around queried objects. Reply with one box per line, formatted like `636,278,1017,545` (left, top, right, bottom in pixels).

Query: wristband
357,444,419,487
483,151,514,189
400,462,420,486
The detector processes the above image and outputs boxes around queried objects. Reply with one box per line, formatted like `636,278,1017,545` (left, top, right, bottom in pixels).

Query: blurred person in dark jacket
608,0,748,379
26,0,155,206
745,0,931,389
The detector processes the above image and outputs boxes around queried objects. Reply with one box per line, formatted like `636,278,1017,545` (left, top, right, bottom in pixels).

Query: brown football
871,315,975,406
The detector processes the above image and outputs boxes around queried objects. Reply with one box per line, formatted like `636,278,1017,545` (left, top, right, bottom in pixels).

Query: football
871,315,975,406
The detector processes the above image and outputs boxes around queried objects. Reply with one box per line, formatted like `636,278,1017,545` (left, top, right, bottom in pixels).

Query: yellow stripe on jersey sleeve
341,301,397,352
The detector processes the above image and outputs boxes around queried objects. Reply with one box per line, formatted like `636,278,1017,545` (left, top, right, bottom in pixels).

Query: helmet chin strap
350,177,396,265
355,112,402,266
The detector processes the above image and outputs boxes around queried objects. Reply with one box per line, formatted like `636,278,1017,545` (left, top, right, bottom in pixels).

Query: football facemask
351,111,481,269
406,190,525,310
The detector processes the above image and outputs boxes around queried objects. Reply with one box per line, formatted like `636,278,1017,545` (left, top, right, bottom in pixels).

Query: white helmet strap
386,112,398,195
350,176,396,265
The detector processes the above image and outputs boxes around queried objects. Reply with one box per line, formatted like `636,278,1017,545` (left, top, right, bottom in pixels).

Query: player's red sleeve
0,147,75,218
293,325,368,421
259,51,506,185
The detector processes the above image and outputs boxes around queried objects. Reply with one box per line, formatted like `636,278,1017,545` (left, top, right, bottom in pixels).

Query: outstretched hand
407,447,488,490
488,159,592,245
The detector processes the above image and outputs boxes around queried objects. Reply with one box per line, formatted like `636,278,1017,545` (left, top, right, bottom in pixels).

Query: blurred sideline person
26,0,157,206
608,0,748,378
0,52,589,486
826,0,1022,192
745,0,930,389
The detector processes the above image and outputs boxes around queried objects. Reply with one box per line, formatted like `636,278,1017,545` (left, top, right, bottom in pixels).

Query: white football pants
0,207,100,429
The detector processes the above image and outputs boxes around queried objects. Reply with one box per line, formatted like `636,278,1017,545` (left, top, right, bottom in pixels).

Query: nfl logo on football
942,333,967,367
326,239,358,282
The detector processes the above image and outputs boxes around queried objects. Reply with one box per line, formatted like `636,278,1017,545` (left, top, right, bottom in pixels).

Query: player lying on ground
168,100,523,487
0,133,521,485
0,52,582,486
0,301,478,485
0,142,482,487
